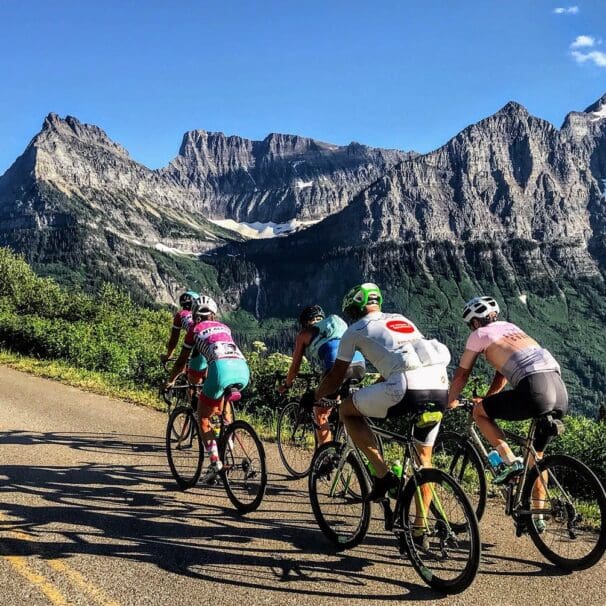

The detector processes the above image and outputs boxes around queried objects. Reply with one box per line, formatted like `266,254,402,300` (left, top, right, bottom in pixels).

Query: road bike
308,413,481,594
164,385,267,514
432,399,606,570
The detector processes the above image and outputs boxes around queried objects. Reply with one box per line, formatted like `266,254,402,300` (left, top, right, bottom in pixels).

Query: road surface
0,365,604,605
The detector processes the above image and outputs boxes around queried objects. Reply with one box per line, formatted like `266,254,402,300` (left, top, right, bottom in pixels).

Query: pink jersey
465,321,559,386
172,310,193,332
183,320,244,363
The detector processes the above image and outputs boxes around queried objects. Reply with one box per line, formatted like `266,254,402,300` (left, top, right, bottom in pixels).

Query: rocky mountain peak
584,92,606,115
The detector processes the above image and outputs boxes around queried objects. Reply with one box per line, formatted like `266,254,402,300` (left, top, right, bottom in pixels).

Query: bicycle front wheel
277,400,317,478
308,442,371,550
432,431,487,522
166,406,203,489
522,454,606,570
400,468,481,594
220,420,267,514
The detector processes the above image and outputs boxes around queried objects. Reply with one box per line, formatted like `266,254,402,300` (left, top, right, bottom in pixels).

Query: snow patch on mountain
211,218,321,239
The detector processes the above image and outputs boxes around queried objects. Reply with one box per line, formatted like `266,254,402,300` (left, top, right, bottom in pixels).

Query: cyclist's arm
166,345,190,385
315,359,349,400
284,331,310,388
485,371,507,397
447,349,479,407
164,327,181,360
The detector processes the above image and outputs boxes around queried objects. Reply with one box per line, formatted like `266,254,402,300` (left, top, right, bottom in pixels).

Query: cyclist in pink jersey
448,296,568,489
161,290,208,383
165,295,249,482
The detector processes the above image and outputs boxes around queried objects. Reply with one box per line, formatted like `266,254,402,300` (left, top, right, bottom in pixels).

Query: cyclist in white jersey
314,283,451,501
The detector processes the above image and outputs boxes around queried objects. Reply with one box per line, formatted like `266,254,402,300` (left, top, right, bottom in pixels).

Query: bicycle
308,413,481,594
275,371,343,478
432,398,606,570
164,385,267,514
160,358,191,416
275,371,382,479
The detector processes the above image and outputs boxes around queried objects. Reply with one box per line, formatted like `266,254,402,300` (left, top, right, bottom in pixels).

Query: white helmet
462,296,500,324
192,294,218,320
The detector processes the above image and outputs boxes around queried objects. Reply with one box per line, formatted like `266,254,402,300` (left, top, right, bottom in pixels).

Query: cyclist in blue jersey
279,305,366,444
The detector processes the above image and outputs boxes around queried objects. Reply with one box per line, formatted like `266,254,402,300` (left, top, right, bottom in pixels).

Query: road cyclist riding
276,304,366,477
307,282,481,593
440,295,606,569
164,294,267,513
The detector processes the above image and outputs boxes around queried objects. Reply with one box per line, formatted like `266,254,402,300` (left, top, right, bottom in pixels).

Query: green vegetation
1,246,604,482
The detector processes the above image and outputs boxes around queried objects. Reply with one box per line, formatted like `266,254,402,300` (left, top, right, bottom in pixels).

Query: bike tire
166,406,203,490
308,441,371,550
400,467,481,594
277,400,317,478
522,453,606,570
433,430,487,523
220,420,267,514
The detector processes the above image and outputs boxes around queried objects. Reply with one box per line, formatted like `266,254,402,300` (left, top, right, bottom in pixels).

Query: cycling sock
206,439,219,463
496,443,517,465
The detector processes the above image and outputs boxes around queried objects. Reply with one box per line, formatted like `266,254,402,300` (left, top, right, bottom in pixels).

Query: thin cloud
571,50,606,67
554,6,579,14
571,35,596,49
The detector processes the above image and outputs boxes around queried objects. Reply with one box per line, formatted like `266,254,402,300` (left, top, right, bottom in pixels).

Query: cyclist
161,290,208,387
279,305,366,444
165,295,249,482
314,283,451,503
447,296,568,528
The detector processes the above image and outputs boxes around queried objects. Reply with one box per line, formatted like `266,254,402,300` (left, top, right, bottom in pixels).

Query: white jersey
337,311,447,378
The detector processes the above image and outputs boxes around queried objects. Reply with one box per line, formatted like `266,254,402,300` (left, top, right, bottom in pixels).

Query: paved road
0,365,604,605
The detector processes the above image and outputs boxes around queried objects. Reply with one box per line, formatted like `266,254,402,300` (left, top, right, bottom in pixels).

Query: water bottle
487,450,503,469
388,461,403,498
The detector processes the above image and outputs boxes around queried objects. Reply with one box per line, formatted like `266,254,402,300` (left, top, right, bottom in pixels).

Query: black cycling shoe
365,472,399,502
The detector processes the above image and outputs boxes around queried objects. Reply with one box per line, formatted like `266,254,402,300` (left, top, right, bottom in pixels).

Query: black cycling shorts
322,361,366,401
482,371,568,450
387,389,448,445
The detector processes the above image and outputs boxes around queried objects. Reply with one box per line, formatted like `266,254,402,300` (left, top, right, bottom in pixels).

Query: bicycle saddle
537,413,565,437
224,386,242,402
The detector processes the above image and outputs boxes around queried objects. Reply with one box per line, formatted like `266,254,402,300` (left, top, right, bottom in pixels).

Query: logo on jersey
386,320,415,334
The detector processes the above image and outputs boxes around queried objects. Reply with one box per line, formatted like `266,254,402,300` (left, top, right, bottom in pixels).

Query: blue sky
1,1,605,174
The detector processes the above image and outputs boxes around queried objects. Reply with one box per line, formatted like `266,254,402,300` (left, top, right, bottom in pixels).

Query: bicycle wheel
308,441,371,550
220,420,267,513
166,406,203,489
277,400,317,478
522,454,606,570
433,431,487,522
399,467,481,594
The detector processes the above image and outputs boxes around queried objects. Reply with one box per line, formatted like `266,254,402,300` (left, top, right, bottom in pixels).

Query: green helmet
342,282,383,319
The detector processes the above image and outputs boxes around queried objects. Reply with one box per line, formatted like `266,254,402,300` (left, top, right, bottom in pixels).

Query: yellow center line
0,545,69,606
0,513,121,606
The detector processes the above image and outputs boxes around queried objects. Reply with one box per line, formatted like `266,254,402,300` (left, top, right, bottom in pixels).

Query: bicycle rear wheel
432,430,487,522
277,400,317,478
399,468,481,594
308,442,371,550
220,420,267,513
522,454,606,570
166,406,203,489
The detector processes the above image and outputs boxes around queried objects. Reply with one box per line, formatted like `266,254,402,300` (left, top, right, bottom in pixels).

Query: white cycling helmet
462,296,500,324
192,294,218,320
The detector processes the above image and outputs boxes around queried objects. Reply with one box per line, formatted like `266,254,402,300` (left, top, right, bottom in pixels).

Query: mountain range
1,93,606,412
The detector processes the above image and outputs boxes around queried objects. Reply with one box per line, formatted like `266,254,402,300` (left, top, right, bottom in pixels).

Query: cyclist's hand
163,380,175,392
160,353,169,363
471,397,483,406
277,383,289,395
447,399,460,410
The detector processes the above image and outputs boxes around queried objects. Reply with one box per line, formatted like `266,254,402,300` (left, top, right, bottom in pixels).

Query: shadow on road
0,429,440,601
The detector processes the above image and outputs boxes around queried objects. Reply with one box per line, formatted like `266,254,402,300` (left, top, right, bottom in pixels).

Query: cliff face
160,130,410,222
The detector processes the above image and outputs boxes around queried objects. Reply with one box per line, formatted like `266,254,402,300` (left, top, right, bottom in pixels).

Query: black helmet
179,290,199,310
299,305,325,327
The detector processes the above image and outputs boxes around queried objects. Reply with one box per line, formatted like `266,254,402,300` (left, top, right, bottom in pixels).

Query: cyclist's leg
341,372,408,478
527,373,569,514
313,404,333,445
476,384,530,464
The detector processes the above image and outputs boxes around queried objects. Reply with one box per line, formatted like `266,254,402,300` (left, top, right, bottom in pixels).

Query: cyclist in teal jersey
279,305,366,445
